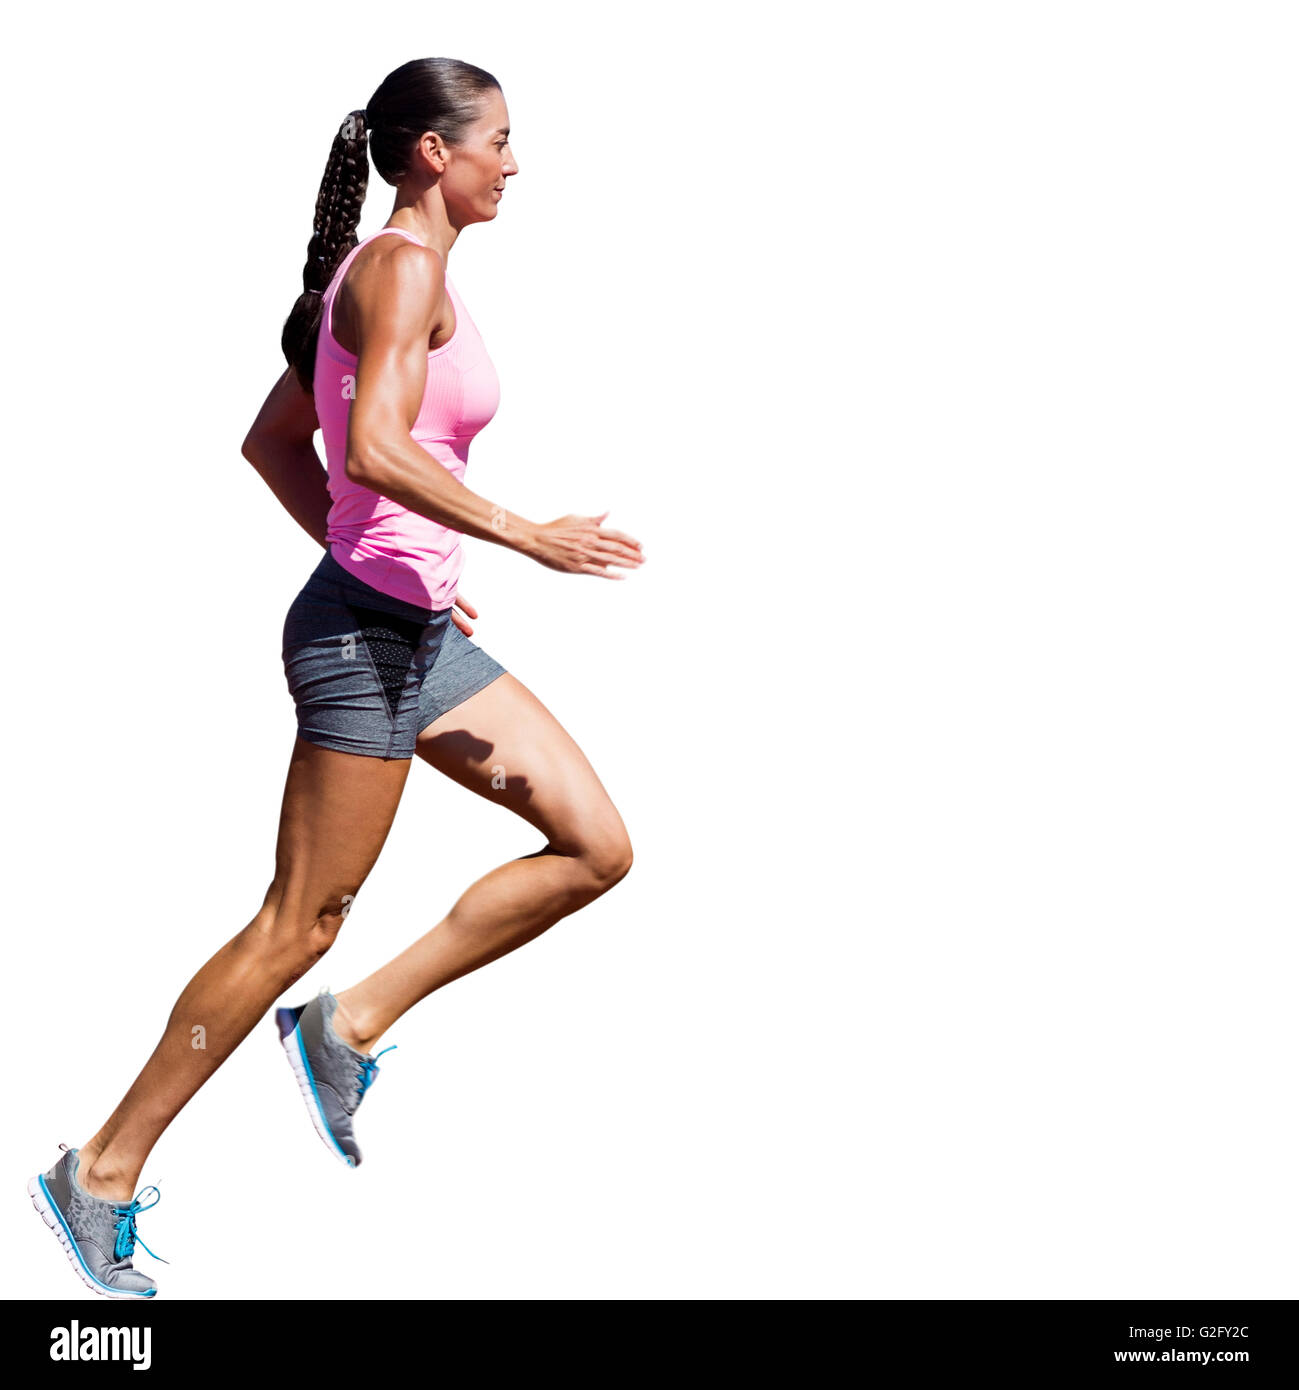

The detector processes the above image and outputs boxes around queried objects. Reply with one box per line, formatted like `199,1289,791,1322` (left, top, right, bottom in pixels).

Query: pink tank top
314,226,501,610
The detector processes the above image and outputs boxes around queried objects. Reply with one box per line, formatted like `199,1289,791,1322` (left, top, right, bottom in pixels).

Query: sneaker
28,1144,166,1299
275,988,396,1168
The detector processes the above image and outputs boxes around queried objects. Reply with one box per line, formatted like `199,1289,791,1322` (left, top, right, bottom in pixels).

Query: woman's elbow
345,431,388,486
241,430,268,465
345,448,377,486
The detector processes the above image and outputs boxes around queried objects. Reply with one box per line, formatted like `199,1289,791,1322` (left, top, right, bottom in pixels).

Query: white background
4,0,1296,1299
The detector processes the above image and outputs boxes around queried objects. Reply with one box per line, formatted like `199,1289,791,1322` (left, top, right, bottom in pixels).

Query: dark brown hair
280,57,501,393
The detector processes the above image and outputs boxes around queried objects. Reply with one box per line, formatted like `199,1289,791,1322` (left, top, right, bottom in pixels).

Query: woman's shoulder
350,230,445,282
332,234,447,353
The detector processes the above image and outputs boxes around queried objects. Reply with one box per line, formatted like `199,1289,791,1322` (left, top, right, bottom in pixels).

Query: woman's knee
246,889,356,979
576,821,634,893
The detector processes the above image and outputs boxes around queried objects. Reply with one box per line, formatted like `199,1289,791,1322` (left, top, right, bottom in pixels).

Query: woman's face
441,88,517,223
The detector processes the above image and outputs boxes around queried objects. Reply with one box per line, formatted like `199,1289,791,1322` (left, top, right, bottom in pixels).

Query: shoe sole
275,1007,357,1169
27,1174,156,1299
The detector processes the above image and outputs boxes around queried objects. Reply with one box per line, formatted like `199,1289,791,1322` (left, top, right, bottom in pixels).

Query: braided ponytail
280,109,370,393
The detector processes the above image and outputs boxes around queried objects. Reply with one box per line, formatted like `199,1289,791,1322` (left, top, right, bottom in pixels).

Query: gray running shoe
275,988,396,1168
28,1144,165,1299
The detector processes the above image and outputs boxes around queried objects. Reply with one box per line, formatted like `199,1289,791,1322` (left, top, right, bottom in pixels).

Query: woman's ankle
331,991,379,1054
74,1143,137,1204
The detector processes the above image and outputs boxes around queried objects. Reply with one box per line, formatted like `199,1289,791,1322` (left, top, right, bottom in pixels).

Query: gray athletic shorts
282,547,508,759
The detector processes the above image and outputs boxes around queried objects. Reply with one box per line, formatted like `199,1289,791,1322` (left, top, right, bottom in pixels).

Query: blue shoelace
357,1045,397,1100
112,1186,169,1264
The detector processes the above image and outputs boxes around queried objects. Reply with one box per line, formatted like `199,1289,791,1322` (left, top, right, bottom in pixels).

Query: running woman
29,56,643,1299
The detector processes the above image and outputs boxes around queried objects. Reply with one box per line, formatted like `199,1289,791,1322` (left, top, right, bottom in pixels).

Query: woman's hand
528,511,645,577
450,592,478,637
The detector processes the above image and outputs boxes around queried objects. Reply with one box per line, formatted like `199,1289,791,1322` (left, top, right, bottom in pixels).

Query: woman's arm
241,366,332,548
345,240,643,576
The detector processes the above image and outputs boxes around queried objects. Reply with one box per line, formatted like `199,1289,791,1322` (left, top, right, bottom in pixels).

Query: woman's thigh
415,672,631,868
267,736,413,922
